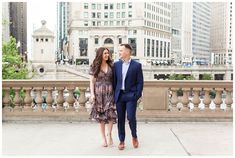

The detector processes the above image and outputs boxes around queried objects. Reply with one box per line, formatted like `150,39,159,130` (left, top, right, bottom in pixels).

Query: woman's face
102,49,110,61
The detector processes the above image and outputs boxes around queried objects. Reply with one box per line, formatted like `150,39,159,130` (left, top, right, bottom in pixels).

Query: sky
27,1,57,59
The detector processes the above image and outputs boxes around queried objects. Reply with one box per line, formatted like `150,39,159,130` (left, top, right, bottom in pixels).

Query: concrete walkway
2,122,233,156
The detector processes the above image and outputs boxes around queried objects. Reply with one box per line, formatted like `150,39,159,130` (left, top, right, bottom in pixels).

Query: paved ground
2,122,233,156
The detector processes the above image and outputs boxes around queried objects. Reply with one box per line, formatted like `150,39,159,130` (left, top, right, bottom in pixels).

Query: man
113,44,144,150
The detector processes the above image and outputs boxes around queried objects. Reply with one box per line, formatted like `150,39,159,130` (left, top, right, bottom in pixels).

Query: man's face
118,45,130,59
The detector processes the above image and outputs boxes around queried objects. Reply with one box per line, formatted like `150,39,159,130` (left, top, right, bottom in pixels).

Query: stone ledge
3,110,233,123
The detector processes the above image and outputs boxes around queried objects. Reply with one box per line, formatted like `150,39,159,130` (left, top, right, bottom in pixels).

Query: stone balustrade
2,80,233,122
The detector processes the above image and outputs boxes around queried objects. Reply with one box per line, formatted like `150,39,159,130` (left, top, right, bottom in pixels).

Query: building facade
192,2,211,65
57,2,70,61
171,2,211,65
211,2,233,65
2,2,10,43
9,2,27,55
171,2,193,65
66,2,171,65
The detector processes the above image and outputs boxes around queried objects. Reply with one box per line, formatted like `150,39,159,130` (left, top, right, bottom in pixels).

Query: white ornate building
67,2,172,65
32,20,56,78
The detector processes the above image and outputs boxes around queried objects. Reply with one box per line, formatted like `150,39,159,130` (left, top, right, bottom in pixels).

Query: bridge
51,64,233,80
2,80,233,156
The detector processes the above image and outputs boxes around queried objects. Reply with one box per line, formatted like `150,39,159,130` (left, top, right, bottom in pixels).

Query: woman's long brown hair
90,47,113,78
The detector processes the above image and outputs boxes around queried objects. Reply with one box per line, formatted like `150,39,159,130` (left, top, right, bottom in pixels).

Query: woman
89,47,117,147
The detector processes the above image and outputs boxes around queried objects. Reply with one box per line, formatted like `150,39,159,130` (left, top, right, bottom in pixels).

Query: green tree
2,36,29,79
201,74,212,80
168,74,194,80
185,75,195,80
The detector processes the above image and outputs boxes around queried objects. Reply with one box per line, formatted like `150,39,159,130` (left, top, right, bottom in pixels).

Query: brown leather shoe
132,138,139,148
118,142,125,150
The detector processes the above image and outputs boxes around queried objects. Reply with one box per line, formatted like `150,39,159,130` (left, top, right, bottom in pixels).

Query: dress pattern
89,66,117,124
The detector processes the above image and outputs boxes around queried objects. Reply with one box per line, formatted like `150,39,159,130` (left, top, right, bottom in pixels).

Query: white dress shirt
121,58,131,90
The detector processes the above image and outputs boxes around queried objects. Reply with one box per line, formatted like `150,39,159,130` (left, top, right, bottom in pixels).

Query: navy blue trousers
116,91,137,142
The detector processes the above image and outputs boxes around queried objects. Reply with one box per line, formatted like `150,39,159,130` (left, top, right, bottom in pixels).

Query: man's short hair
120,44,133,53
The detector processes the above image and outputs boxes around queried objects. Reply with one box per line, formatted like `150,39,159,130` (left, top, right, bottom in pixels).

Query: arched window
104,38,113,44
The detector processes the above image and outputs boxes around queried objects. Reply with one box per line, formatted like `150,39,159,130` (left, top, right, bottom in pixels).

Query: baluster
181,88,190,111
3,88,12,112
45,87,54,112
203,88,211,112
65,87,75,112
170,88,178,112
56,87,65,111
214,88,223,111
34,87,43,112
192,88,201,111
225,88,233,111
23,87,33,111
13,87,22,111
78,87,87,111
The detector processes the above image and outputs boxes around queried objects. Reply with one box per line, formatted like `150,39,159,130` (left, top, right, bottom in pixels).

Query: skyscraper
9,2,27,54
211,2,233,65
57,2,70,61
2,2,10,43
192,2,211,64
171,2,211,65
171,2,193,65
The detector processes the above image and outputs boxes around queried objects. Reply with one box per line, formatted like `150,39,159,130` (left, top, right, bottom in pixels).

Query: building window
79,38,88,56
128,20,132,26
84,12,88,18
128,2,132,8
144,38,146,56
95,38,99,44
152,40,155,57
117,3,120,9
110,4,114,9
104,12,108,18
92,12,96,18
92,3,96,10
117,21,120,26
92,21,96,26
167,42,170,58
128,38,137,56
122,12,125,18
133,30,137,34
110,21,113,26
45,38,48,42
97,4,101,10
84,3,88,9
110,12,114,18
156,40,159,57
164,42,166,57
36,38,39,42
41,38,44,42
104,38,114,44
122,3,125,9
41,49,43,54
104,21,108,26
147,39,150,57
117,12,120,18
128,11,132,18
104,4,108,9
122,21,125,26
119,38,122,44
97,12,101,18
84,21,88,26
97,21,101,26
160,41,162,57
